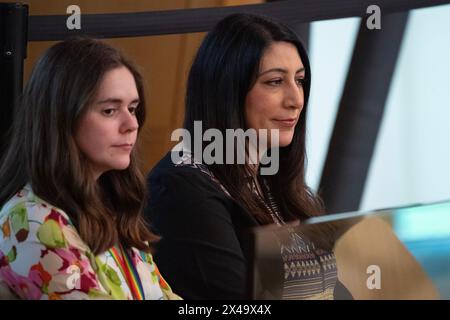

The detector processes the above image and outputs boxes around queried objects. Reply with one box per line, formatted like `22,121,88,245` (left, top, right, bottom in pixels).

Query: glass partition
248,200,450,299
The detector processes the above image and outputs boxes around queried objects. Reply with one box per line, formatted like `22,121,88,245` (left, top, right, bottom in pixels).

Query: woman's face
245,41,305,148
74,66,140,179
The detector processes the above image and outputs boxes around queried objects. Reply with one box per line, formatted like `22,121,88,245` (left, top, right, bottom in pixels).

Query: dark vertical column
267,0,310,49
0,3,28,158
291,22,310,51
318,12,409,213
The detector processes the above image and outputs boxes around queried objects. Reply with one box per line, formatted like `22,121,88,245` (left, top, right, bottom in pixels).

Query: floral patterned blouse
0,184,180,300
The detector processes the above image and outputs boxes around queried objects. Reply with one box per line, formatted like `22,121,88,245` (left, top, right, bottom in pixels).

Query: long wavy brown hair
0,37,158,254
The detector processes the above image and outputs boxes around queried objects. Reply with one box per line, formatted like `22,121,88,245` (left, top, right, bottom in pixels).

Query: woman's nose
284,81,304,110
120,109,139,133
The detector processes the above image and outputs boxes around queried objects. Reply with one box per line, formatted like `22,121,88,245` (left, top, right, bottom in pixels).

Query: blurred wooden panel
224,0,262,5
14,0,262,174
335,217,439,299
7,0,219,14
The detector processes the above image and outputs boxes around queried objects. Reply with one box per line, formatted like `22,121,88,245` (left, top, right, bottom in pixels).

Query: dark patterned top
172,152,337,300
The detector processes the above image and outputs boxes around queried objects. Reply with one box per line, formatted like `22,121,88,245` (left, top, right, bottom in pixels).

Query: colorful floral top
0,184,180,300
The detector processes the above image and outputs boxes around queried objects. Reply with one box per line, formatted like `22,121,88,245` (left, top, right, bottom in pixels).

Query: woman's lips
112,144,133,151
273,118,297,127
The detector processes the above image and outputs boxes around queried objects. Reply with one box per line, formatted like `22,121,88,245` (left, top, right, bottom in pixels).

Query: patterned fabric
280,233,337,300
0,184,180,300
251,179,338,300
175,151,338,300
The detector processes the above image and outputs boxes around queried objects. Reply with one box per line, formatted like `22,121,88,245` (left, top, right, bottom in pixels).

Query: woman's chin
111,160,131,171
277,134,294,148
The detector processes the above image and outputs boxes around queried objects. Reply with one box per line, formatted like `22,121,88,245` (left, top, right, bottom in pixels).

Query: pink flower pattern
0,184,180,300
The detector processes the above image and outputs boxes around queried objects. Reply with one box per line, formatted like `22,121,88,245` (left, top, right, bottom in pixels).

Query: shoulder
0,185,98,299
147,153,233,220
148,151,231,205
145,152,257,233
0,184,88,252
1,184,72,222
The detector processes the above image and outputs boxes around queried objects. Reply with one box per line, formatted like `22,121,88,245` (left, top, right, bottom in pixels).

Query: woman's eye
266,79,282,86
296,78,305,87
102,108,116,116
129,106,138,115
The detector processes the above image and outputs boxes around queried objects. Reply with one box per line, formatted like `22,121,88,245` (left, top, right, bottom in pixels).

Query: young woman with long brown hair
0,38,179,300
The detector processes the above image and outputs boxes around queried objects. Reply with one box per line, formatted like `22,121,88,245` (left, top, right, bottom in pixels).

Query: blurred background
1,0,450,300
306,5,450,211
2,0,450,217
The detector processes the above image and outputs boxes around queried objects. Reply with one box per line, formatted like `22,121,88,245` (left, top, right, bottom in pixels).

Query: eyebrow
258,67,305,76
96,98,140,105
